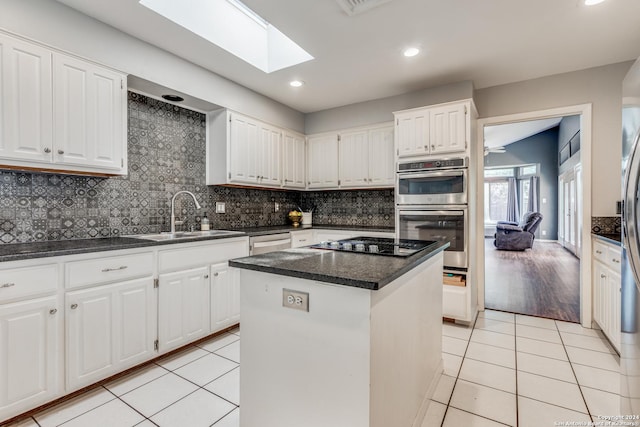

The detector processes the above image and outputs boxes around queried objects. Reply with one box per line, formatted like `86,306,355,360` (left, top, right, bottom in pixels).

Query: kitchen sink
131,230,243,241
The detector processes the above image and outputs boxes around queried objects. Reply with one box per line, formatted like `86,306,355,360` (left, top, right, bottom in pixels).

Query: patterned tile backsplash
0,92,394,244
591,216,621,235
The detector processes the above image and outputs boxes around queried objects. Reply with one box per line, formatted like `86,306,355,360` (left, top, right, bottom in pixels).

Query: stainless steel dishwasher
249,233,292,255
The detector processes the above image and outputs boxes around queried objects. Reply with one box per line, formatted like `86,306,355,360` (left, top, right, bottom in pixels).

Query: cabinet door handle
58,149,64,155
600,274,606,278
1,283,15,288
613,259,620,263
595,250,602,254
49,309,57,315
44,147,51,153
214,272,219,277
431,144,435,150
299,239,307,242
102,266,128,272
70,304,78,309
204,274,209,279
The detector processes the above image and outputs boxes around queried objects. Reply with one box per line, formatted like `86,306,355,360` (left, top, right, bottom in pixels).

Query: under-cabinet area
0,236,248,421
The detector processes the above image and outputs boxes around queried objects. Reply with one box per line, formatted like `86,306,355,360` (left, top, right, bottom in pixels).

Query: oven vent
335,0,395,16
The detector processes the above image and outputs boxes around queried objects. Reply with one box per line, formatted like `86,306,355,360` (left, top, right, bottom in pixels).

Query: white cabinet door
0,296,59,420
53,54,126,173
395,112,428,158
229,113,259,184
307,134,339,189
429,103,466,154
607,269,621,351
258,123,281,187
593,261,607,328
368,125,395,186
0,33,53,164
158,266,210,353
339,130,368,188
282,131,306,189
210,262,241,333
66,277,155,390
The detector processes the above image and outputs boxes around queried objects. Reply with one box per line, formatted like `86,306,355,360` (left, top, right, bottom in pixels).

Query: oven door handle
397,170,465,179
398,210,464,216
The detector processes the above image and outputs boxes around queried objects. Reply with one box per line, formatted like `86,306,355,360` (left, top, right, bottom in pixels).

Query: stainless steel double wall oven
396,158,469,270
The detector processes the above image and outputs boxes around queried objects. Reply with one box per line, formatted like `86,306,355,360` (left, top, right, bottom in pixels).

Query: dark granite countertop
0,232,246,263
229,241,449,291
224,224,395,237
0,225,395,263
592,232,622,246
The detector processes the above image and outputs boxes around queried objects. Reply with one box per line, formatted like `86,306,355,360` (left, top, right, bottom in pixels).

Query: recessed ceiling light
584,0,606,5
289,80,304,87
403,47,420,57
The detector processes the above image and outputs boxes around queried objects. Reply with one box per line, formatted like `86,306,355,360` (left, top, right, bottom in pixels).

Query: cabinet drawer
66,252,153,289
290,230,313,248
608,247,622,273
158,239,249,273
443,285,468,320
0,265,58,302
593,240,608,263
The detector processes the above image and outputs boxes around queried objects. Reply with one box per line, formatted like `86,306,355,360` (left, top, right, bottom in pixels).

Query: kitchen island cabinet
231,241,447,427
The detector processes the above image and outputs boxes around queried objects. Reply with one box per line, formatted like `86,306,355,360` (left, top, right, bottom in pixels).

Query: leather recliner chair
494,212,543,250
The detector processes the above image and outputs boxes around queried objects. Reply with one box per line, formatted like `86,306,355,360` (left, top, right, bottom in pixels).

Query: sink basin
131,230,242,241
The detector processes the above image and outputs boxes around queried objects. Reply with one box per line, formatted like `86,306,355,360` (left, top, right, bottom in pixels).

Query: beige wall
475,61,633,216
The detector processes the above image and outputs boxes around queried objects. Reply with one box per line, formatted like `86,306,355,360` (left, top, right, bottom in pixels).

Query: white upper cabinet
307,133,339,189
338,124,394,189
395,100,473,159
208,110,289,189
339,130,369,188
0,32,127,176
395,111,429,158
282,131,306,189
0,33,53,164
53,54,126,173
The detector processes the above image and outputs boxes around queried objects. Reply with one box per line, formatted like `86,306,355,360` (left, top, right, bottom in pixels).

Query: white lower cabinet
210,262,241,333
592,237,621,352
0,296,59,420
66,277,155,390
158,267,210,353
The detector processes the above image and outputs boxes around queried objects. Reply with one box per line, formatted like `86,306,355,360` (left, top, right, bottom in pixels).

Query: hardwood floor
484,238,581,322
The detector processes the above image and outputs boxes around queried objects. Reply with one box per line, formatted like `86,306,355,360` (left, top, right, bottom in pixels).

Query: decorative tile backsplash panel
299,189,395,228
0,92,392,244
591,216,621,235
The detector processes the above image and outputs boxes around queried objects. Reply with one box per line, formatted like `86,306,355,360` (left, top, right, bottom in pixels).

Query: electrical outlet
282,289,309,312
274,202,280,212
542,230,547,236
215,202,226,214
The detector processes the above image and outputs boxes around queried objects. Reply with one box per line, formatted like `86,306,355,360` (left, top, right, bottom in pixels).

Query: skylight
139,0,314,73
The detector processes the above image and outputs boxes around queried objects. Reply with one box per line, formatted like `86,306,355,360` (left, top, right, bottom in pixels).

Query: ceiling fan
484,146,506,156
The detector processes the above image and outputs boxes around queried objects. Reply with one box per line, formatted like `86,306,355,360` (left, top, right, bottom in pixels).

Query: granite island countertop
229,241,449,290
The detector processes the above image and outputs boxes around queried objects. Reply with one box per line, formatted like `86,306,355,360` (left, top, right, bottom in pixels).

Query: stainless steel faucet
170,191,202,233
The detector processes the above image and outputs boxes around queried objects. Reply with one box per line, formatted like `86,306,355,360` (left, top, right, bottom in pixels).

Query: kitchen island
229,240,448,427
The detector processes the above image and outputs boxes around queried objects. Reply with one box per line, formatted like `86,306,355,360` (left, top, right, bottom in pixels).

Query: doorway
475,105,593,327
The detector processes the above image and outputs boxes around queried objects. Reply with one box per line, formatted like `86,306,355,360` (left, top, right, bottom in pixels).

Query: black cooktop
309,236,438,257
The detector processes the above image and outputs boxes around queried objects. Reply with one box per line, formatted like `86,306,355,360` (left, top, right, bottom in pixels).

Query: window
520,179,530,214
484,168,514,178
519,164,538,177
484,180,509,223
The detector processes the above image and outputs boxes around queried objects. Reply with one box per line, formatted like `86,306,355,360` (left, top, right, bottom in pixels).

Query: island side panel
369,253,444,427
239,270,372,427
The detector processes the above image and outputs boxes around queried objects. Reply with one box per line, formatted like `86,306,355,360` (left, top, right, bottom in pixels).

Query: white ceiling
484,117,564,149
57,0,640,114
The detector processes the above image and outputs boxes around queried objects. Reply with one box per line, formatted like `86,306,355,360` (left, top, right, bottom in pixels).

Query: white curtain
506,177,520,222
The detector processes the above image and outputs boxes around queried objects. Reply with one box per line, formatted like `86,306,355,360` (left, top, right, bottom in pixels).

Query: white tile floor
6,312,621,427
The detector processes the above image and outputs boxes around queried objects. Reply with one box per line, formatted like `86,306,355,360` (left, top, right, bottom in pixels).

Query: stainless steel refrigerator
621,57,640,416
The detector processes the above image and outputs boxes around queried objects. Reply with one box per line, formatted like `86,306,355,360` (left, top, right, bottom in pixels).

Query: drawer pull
49,309,57,315
596,250,602,254
102,266,128,272
1,283,15,288
204,274,209,279
214,272,219,277
299,239,307,242
612,259,620,263
601,274,606,278
70,304,78,309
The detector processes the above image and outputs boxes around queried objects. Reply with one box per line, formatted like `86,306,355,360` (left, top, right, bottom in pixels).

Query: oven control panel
398,157,467,172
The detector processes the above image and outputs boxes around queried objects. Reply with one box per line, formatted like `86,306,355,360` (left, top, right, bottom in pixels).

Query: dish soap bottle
201,213,210,231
